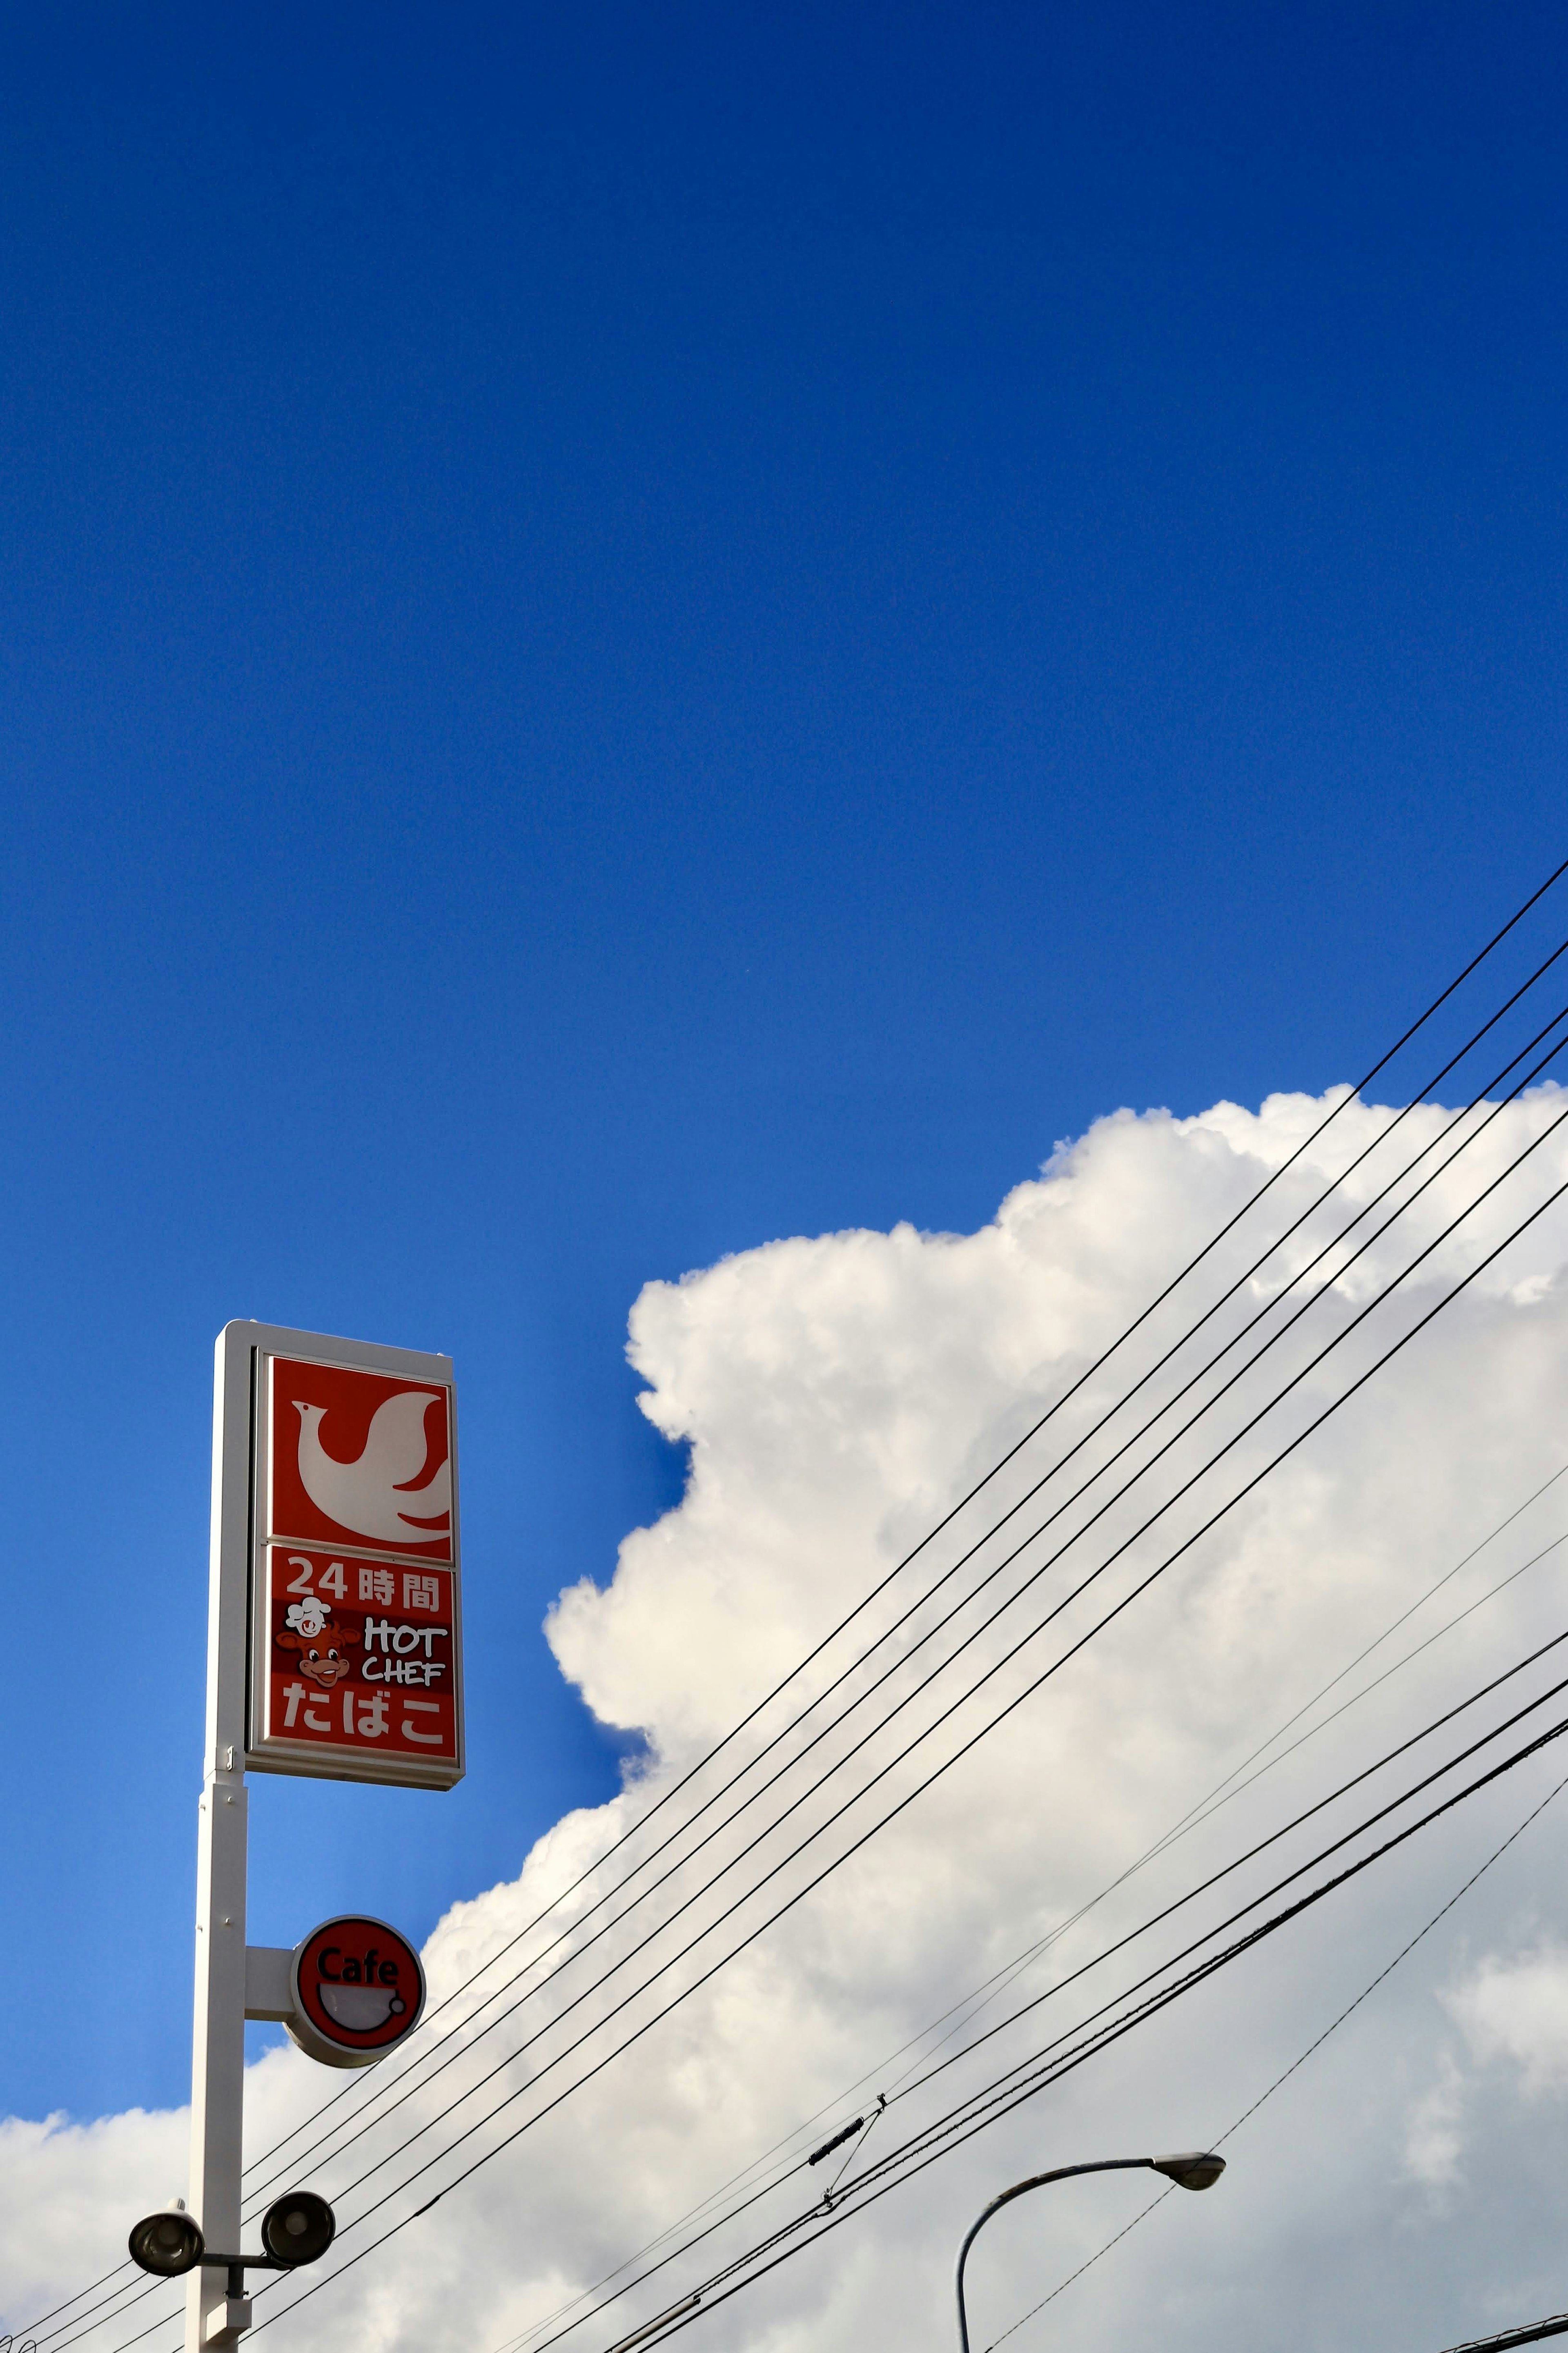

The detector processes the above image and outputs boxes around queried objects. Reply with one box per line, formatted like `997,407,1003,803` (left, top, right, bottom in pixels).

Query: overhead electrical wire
182,864,1568,2199
1136,1465,1568,1866
236,1004,1568,2224
363,1695,1568,2353
861,1504,1568,2121
413,1454,1568,2353
42,1081,1568,2353
478,1622,1568,2353
256,1692,1568,2353
893,1642,1568,2106
978,1755,1568,2353
870,1711,1568,2201
1437,2316,1568,2353
623,1737,1568,2353
20,857,1568,2353
227,1156,1568,2351
92,1106,1568,2353
614,1726,1568,2353
168,895,1568,2233
267,1074,1568,2211
436,1474,1568,2353
74,1474,1568,2353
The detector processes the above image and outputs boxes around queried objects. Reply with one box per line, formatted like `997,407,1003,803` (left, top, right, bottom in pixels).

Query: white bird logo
293,1390,451,1546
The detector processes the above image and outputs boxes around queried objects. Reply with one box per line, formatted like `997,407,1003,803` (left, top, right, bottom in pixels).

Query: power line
628,1721,1568,2353
985,1759,1568,2350
238,1020,1568,2222
893,1728,1568,2204
185,865,1568,2205
488,1624,1568,2353
310,1079,1568,2190
308,1705,1568,2353
25,864,1568,2353
200,1135,1568,2345
63,1120,1568,2353
79,1450,1568,2353
165,892,1568,2244
1440,2320,1568,2353
616,1720,1568,2352
896,1642,1568,2112
236,1134,1568,2334
480,1474,1568,2353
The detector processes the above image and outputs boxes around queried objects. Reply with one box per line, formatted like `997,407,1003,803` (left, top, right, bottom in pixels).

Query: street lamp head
128,2204,205,2277
1151,2151,1226,2192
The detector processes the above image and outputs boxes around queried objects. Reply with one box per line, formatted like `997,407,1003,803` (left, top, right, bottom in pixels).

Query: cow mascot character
276,1592,361,1689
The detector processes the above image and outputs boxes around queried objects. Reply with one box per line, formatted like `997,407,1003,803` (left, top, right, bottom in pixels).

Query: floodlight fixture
128,2205,205,2277
260,2190,336,2267
127,2188,335,2285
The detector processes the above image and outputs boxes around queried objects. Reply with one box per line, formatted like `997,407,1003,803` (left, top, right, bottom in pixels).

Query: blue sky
0,0,1564,2122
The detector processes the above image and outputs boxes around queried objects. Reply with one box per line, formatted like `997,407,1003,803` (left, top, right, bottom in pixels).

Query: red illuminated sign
246,1343,463,1790
270,1357,452,1558
289,1915,426,2069
262,1546,457,1762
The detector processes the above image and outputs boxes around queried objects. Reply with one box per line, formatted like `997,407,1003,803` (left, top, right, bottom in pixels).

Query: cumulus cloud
10,1086,1568,2353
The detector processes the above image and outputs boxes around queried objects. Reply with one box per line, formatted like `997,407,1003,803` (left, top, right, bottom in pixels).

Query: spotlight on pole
128,2204,206,2277
1151,2151,1227,2191
260,2190,336,2267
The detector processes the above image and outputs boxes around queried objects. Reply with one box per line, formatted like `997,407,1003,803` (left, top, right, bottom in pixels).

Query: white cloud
11,1086,1568,2353
1404,2054,1466,2188
1446,1943,1568,2098
0,2107,187,2331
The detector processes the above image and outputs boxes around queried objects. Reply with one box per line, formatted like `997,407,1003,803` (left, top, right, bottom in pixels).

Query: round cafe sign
287,1914,426,2069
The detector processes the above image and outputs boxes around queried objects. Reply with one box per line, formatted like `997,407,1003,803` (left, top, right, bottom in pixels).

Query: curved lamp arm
954,2152,1225,2353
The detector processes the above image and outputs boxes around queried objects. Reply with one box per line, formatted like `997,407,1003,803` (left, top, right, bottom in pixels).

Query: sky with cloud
4,7,1568,2353
11,1066,1568,2353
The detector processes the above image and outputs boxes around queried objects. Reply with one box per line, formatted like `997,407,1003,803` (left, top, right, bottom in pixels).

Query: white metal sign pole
186,1327,254,2353
174,1318,461,2344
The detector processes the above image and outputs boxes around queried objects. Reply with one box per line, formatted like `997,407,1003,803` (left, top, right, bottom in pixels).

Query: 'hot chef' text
360,1617,450,1685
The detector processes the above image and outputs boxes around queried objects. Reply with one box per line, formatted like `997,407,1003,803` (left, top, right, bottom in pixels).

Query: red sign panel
261,1547,458,1763
246,1342,463,1790
289,1914,426,2069
269,1357,452,1558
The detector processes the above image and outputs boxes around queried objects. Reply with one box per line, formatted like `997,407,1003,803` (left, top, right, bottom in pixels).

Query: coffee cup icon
288,1916,427,2068
318,1984,407,2032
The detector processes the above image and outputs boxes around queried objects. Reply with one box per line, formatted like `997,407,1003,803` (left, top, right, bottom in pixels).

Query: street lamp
954,2151,1226,2353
